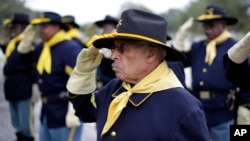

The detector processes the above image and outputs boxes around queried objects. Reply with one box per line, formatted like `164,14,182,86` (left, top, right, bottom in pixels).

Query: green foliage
1,0,249,37
0,0,32,21
160,0,250,34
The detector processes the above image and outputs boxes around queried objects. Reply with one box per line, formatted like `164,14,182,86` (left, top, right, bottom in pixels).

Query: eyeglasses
111,42,130,53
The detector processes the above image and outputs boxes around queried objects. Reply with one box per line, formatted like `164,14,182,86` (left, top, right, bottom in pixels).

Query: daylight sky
25,0,192,24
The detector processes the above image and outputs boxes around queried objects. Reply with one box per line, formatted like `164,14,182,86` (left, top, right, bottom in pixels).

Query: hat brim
31,18,51,25
72,23,80,28
3,19,29,25
93,36,186,62
62,19,80,28
197,17,238,25
31,18,68,30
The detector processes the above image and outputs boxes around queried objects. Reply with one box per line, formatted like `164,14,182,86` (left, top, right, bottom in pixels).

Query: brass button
38,79,43,83
111,131,116,136
199,81,204,86
202,68,207,73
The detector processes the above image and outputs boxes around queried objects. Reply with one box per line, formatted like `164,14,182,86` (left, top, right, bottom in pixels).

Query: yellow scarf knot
205,30,231,65
36,30,70,74
101,60,183,135
5,33,24,59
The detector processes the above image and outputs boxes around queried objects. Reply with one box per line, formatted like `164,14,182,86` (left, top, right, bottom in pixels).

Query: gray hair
139,41,167,62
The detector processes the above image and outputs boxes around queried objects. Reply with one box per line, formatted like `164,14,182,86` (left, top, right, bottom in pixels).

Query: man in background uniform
18,11,83,141
62,15,87,48
173,5,238,141
1,13,35,141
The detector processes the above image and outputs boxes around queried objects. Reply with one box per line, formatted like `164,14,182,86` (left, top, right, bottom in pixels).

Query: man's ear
146,47,158,62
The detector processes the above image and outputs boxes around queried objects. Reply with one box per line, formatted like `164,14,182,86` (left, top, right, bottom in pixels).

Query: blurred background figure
62,15,87,48
18,11,83,141
173,5,239,141
94,15,118,89
1,13,35,141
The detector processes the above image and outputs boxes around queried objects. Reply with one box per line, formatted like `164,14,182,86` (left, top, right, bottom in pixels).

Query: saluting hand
18,24,36,53
75,47,103,73
173,17,194,51
67,46,102,94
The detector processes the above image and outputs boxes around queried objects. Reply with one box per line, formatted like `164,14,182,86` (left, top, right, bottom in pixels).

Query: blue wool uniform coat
34,40,82,128
70,78,210,141
223,54,250,105
183,38,237,126
2,41,34,101
71,37,87,48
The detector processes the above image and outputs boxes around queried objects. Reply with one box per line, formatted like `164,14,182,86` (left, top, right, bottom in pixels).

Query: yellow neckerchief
101,60,183,135
5,33,24,59
36,30,70,74
205,30,231,65
67,28,80,38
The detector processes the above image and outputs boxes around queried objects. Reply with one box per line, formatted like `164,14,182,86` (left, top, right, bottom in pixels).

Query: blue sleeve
174,109,210,141
223,53,250,88
63,41,82,68
68,93,97,122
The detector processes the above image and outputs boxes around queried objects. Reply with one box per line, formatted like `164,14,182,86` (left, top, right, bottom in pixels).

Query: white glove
66,46,103,94
66,102,80,127
228,32,250,64
31,83,41,103
17,25,36,54
173,17,194,51
100,48,112,58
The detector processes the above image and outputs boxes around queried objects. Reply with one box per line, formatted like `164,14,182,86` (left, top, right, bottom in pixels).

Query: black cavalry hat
92,9,186,62
197,5,238,25
62,15,80,28
31,11,67,29
3,13,30,25
94,15,119,27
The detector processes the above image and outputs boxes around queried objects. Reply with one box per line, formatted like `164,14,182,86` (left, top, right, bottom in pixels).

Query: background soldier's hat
197,5,238,25
62,15,79,28
3,13,30,26
31,11,67,29
94,15,119,27
92,9,186,62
